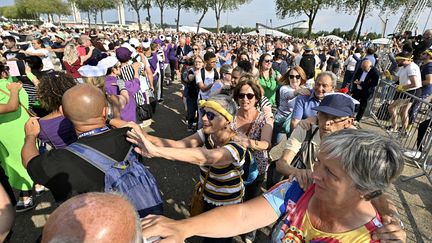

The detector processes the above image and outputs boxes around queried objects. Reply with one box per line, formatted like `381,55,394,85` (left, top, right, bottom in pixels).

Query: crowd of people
0,23,430,242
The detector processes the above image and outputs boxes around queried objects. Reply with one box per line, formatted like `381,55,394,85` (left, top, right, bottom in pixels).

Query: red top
64,58,81,79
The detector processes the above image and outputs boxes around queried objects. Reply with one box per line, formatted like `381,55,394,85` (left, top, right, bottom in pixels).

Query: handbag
190,168,211,217
0,87,37,117
266,127,319,189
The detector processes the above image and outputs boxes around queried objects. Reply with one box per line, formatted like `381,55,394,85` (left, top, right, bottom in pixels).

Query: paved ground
9,80,432,242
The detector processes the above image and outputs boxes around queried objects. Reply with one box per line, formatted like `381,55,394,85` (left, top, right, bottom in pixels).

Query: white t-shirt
344,53,359,71
397,62,422,90
277,85,297,117
196,68,216,100
31,48,54,71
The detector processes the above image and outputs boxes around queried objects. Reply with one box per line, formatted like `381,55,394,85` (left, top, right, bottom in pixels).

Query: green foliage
15,0,71,17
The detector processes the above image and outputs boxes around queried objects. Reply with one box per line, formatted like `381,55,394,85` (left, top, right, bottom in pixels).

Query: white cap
142,41,151,49
129,37,140,48
78,65,106,77
98,56,119,70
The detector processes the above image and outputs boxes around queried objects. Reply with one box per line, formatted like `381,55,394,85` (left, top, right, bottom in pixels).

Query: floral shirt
233,112,269,175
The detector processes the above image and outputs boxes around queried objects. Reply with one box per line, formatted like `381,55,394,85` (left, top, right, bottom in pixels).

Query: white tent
179,26,210,33
318,35,343,42
371,38,392,45
41,22,57,28
244,27,290,37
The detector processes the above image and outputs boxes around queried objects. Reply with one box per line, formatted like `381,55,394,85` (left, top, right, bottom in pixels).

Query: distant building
293,21,310,34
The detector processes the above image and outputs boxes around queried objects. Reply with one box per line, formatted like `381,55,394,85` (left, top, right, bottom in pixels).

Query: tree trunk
93,12,97,26
215,11,221,33
101,10,104,30
87,11,91,28
160,8,164,29
350,0,364,41
176,5,181,32
136,9,142,31
356,1,368,43
146,6,152,30
197,9,207,33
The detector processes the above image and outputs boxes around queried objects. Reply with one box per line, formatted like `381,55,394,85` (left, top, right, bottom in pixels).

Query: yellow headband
395,56,413,61
423,49,432,57
199,100,233,122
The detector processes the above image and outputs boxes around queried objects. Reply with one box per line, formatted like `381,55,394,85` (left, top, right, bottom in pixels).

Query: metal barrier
369,79,432,184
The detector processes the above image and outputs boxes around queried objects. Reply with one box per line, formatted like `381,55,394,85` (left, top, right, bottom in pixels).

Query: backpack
265,127,319,189
66,143,163,218
200,68,220,83
300,54,316,80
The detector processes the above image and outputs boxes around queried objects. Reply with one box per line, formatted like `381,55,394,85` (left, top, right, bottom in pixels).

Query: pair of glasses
289,75,301,79
200,108,217,121
239,93,255,100
264,59,273,63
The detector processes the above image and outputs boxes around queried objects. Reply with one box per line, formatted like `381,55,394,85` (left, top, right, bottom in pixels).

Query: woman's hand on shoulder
6,82,22,93
287,167,313,190
295,88,311,97
126,124,157,158
372,215,406,243
142,215,188,243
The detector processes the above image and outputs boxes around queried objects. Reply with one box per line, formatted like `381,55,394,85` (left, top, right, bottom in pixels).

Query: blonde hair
63,43,79,65
82,76,105,91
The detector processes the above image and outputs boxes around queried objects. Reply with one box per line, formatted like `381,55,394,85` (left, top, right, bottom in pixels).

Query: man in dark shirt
21,84,131,202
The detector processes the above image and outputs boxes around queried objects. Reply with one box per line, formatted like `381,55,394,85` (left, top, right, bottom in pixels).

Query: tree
72,0,98,27
336,0,405,41
126,0,146,31
168,0,191,32
191,0,210,33
154,0,170,29
16,0,70,22
143,0,152,29
275,0,331,38
94,0,117,29
208,0,250,33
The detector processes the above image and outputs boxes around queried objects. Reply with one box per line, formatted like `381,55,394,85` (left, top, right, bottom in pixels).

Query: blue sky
1,0,431,34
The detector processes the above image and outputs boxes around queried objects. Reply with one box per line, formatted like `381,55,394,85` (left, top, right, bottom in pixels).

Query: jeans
186,97,198,128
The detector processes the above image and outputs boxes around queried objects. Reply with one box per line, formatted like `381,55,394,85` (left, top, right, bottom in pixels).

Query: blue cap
312,93,359,117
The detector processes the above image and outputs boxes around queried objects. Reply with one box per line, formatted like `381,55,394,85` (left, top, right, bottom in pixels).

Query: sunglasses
264,59,273,63
289,75,301,79
200,108,218,121
238,93,255,100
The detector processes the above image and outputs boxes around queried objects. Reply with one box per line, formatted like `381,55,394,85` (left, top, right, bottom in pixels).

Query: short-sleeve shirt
397,62,422,90
196,68,216,100
277,85,297,117
197,129,252,206
420,62,432,97
259,70,280,106
264,180,382,243
292,91,320,121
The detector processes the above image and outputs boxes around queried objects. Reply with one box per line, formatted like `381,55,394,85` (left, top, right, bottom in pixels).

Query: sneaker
16,197,36,213
403,150,422,159
35,185,49,197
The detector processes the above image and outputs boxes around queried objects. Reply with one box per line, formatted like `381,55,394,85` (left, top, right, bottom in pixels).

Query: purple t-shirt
421,62,432,97
105,75,140,122
39,116,77,149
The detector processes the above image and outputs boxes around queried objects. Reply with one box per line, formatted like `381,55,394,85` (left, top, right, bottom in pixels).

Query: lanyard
78,126,110,139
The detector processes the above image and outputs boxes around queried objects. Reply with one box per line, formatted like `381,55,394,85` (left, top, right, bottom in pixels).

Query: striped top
198,130,253,206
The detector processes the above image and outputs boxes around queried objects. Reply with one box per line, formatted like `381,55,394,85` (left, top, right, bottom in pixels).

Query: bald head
42,192,140,243
362,60,372,72
62,84,106,124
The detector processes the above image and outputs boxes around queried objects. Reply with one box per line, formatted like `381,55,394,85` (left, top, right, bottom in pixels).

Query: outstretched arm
141,196,278,242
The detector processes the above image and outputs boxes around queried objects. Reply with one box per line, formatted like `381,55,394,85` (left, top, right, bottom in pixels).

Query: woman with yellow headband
387,50,422,135
126,94,253,243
